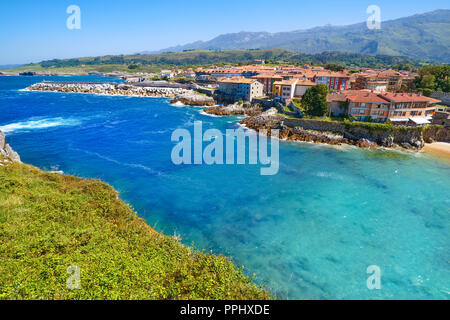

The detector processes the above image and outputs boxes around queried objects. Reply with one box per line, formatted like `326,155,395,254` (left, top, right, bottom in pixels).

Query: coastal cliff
0,131,21,162
240,114,449,150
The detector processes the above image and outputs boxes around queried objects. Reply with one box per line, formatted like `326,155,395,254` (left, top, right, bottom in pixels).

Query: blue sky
0,0,448,64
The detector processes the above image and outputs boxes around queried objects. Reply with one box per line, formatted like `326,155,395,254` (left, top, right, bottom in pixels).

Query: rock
411,138,424,149
0,131,21,162
356,138,377,149
204,102,263,116
0,131,5,149
380,135,394,147
4,144,21,162
401,142,413,149
171,91,216,106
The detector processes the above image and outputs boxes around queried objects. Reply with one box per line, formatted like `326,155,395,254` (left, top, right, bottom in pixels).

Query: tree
301,84,330,117
324,63,345,72
414,65,450,93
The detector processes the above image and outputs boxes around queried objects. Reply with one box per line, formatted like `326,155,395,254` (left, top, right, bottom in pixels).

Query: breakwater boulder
204,102,263,116
26,81,190,98
0,131,21,162
170,91,216,106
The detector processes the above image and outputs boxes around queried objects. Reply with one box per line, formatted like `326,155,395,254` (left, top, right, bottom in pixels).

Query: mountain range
148,10,450,63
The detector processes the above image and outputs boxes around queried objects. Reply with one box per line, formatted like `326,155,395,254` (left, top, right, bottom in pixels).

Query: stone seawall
284,118,425,149
245,116,450,150
423,126,450,143
284,119,345,133
0,131,21,162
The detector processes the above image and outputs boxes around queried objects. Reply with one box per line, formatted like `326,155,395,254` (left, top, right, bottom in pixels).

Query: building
252,74,283,95
365,80,389,92
345,91,391,122
314,71,351,91
197,74,211,81
381,92,441,125
185,71,196,79
327,90,441,125
294,80,316,97
272,79,298,101
160,70,174,79
217,77,264,102
352,70,413,92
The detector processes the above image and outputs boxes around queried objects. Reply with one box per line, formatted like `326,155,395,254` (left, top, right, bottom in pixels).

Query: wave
0,117,82,134
70,147,163,176
199,110,221,117
170,101,186,107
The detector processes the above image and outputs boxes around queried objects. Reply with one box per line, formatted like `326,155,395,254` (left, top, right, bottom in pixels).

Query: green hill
10,49,427,74
0,157,269,300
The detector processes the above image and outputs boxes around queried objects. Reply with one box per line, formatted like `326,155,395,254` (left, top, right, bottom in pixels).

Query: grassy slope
0,159,269,300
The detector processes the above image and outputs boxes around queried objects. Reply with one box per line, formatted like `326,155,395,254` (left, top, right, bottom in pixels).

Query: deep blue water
1,76,449,300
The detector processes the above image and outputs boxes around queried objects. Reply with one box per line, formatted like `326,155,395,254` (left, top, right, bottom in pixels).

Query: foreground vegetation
0,160,269,300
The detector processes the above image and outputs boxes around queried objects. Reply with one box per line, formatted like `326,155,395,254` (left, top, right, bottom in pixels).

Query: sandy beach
423,142,450,162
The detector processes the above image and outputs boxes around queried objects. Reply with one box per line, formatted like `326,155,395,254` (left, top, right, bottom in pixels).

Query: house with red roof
328,90,441,124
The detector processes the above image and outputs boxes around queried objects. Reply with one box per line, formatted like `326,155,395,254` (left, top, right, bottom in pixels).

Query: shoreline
22,82,450,163
423,142,450,162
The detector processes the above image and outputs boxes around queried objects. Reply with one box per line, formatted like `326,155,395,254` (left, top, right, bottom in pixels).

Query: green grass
0,160,270,300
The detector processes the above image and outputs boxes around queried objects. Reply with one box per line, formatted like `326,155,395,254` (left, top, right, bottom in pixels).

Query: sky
0,0,448,64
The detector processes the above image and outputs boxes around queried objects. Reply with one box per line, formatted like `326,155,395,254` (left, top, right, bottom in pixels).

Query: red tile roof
380,93,441,103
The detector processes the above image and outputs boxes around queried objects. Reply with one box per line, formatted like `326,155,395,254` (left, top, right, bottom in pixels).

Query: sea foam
0,117,82,134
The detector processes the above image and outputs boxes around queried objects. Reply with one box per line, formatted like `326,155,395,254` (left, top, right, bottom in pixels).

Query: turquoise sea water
1,76,449,299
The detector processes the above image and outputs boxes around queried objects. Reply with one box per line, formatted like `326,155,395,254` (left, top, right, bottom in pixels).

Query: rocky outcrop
0,131,21,162
283,118,429,149
423,126,450,143
170,91,216,106
241,115,433,150
241,115,360,146
204,102,263,116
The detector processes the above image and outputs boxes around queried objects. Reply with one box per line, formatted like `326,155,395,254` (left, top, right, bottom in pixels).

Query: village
122,61,449,128
21,60,450,151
